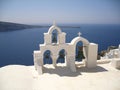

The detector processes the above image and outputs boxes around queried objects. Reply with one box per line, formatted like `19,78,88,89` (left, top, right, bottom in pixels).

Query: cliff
0,21,43,32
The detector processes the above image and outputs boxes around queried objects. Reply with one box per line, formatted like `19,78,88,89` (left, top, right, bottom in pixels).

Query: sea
0,24,120,67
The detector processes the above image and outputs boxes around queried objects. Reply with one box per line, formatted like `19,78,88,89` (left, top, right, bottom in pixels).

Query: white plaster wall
44,33,51,45
34,51,43,74
68,56,76,72
86,43,98,68
59,32,66,44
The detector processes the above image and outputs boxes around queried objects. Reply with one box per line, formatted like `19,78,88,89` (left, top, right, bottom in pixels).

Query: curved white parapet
70,36,89,46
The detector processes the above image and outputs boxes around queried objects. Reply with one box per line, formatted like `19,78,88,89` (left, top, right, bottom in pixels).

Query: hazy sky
0,0,120,24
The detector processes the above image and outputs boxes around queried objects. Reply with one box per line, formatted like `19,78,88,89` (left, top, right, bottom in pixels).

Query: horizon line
1,20,120,25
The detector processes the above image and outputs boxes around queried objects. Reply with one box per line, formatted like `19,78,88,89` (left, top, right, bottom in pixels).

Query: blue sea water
0,24,120,67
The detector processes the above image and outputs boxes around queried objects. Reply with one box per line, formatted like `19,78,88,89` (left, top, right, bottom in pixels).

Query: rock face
98,50,107,57
99,45,120,60
107,46,118,51
98,46,118,57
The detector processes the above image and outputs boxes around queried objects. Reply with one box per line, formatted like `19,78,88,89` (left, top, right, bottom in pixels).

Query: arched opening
43,50,53,64
52,30,58,44
57,49,65,63
70,36,89,68
75,41,85,67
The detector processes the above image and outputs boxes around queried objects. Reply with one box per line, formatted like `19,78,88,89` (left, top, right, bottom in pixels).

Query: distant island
0,21,80,32
0,21,46,32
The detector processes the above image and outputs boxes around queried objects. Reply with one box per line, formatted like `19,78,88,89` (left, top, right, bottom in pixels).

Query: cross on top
78,32,82,37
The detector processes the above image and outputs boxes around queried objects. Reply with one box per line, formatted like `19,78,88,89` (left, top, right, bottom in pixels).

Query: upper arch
48,25,62,34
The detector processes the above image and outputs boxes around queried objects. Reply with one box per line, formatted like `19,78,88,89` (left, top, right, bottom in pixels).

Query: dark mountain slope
0,21,42,32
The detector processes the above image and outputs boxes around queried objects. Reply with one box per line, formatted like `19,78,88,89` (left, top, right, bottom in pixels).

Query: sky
0,0,120,24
